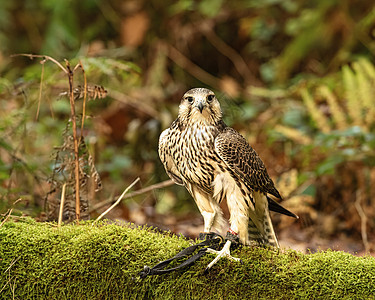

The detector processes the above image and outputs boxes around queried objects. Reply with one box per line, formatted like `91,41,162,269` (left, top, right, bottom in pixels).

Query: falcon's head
178,88,222,126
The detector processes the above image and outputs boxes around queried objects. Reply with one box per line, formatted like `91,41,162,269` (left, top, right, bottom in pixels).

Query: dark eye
186,96,194,103
207,94,215,103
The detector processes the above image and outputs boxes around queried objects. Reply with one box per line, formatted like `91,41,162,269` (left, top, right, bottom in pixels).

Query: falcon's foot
205,240,242,271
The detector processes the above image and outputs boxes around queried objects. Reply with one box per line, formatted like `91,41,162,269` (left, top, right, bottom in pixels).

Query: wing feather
214,127,281,199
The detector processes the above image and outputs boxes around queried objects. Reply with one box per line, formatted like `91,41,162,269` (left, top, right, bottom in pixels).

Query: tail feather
247,218,265,245
267,196,298,219
247,215,279,247
246,192,280,248
262,212,279,247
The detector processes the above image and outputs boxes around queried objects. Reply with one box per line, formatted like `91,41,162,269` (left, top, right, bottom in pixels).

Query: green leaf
316,155,344,176
198,0,224,17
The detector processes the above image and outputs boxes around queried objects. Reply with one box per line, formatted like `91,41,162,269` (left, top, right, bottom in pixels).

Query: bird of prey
158,88,297,269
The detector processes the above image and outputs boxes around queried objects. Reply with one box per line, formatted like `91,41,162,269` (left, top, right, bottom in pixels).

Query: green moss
0,218,374,299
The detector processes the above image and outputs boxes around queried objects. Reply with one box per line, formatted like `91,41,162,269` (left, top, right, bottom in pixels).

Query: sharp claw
204,240,241,271
206,252,223,270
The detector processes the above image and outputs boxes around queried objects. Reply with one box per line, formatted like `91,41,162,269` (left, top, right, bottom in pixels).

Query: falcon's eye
185,96,194,103
206,94,215,103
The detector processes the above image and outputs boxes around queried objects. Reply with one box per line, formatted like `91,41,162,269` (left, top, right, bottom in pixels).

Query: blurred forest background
1,0,375,254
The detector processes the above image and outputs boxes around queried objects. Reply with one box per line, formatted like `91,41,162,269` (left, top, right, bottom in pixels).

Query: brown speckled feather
158,88,297,247
214,127,281,200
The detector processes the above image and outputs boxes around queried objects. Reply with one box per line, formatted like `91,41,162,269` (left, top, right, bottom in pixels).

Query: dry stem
165,43,221,89
58,183,67,227
79,60,88,138
110,90,159,118
11,54,68,73
354,190,370,252
65,60,81,222
93,178,140,224
203,28,259,85
90,179,174,212
0,208,13,228
12,53,86,222
36,61,45,120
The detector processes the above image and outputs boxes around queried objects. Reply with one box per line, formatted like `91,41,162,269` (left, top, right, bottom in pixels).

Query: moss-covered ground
0,218,374,299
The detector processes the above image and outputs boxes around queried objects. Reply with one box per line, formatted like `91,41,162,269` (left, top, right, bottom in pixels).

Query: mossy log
0,218,374,299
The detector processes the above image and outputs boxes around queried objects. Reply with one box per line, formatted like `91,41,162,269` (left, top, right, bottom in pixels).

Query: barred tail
247,215,279,247
247,192,279,248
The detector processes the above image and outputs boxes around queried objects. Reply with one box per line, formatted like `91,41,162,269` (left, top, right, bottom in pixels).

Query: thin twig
11,54,68,74
35,60,45,121
0,198,24,228
0,256,20,294
79,61,87,139
90,179,174,212
4,257,20,274
0,208,13,228
110,90,159,118
65,60,81,222
93,178,140,224
58,183,67,227
165,43,221,89
202,27,260,85
0,277,11,294
354,190,369,252
14,54,58,120
11,277,15,300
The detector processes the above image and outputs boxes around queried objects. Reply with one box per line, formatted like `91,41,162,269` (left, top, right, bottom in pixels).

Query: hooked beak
196,101,205,113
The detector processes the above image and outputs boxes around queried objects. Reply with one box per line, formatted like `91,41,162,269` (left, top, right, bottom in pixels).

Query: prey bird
158,88,298,270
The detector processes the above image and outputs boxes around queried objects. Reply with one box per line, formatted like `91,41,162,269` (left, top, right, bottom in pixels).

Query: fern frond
342,65,364,127
317,86,347,130
301,88,331,133
358,57,375,79
353,62,373,128
356,58,375,127
274,124,312,145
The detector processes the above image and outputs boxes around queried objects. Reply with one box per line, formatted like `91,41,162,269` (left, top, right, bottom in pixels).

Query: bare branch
4,257,20,274
35,61,45,120
11,54,68,74
93,178,140,224
58,183,67,227
110,90,159,118
79,61,88,139
202,27,260,85
65,60,81,222
354,190,369,253
0,208,13,228
165,43,221,89
0,257,20,294
90,179,174,212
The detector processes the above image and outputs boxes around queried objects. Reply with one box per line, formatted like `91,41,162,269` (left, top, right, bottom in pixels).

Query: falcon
159,88,297,269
